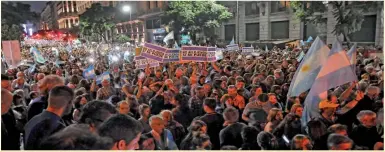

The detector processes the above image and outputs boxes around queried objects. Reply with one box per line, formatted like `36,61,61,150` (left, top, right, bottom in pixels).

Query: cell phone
283,135,290,144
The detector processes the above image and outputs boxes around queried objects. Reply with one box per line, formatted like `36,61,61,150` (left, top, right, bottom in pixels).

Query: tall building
114,1,145,43
137,1,167,43
55,1,79,29
217,1,383,46
40,2,58,30
76,1,117,14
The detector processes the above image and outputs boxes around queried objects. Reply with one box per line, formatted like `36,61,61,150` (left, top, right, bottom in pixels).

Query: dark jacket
1,110,21,150
24,110,66,150
349,125,382,150
219,122,247,148
27,96,48,121
199,112,224,150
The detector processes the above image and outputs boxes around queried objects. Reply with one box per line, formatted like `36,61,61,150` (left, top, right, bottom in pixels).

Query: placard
2,40,22,68
242,47,254,55
206,47,216,62
181,46,209,62
226,44,239,51
135,58,159,69
163,49,180,63
140,43,167,62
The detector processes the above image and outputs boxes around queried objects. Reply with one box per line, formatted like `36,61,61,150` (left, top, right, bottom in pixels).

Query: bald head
39,75,65,95
1,89,13,115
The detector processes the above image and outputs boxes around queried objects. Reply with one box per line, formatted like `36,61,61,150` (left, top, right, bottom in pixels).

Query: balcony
58,12,79,19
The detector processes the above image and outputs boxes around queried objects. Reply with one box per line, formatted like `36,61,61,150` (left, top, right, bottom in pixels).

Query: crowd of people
1,40,384,150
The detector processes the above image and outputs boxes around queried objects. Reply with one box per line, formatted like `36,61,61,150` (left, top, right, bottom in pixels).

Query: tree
1,2,39,40
162,1,232,45
291,1,383,47
115,34,131,43
79,3,116,43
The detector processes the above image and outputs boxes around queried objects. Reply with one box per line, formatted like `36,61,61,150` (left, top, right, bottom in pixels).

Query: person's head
251,85,263,97
267,108,283,122
203,98,216,113
117,101,130,115
138,135,155,150
366,86,380,100
202,83,211,95
139,104,151,118
241,126,260,144
16,76,25,85
267,93,278,104
199,75,206,85
290,104,303,117
175,68,184,78
40,124,114,150
1,89,13,115
327,134,353,150
79,101,117,132
38,75,65,96
16,71,25,78
172,93,186,107
149,115,165,134
327,124,348,136
101,79,110,88
223,107,239,124
318,100,338,118
192,133,211,150
290,134,313,150
195,86,205,98
220,145,238,150
37,73,46,81
155,70,162,78
48,86,75,116
257,93,269,105
188,120,207,134
227,85,238,98
160,110,173,125
357,110,377,128
1,74,13,92
98,114,143,150
257,131,278,150
235,79,245,89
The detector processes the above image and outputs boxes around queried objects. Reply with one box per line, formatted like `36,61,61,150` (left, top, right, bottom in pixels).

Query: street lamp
122,5,132,21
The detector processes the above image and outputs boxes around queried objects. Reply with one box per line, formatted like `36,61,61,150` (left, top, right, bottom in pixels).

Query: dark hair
40,124,114,150
191,133,210,150
327,124,347,134
203,98,216,110
1,74,11,81
109,95,121,106
98,114,143,144
79,100,117,127
242,126,260,143
327,134,353,150
49,86,75,109
221,145,238,150
257,131,275,150
258,93,269,102
73,96,85,109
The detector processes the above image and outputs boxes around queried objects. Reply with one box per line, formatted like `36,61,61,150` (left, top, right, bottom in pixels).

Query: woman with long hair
264,108,284,133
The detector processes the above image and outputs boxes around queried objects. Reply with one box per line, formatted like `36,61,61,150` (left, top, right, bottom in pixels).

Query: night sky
7,1,46,13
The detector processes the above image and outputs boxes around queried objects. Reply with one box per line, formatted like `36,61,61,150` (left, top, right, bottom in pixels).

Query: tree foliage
1,2,39,40
79,3,116,43
291,1,383,45
162,1,232,44
115,34,131,43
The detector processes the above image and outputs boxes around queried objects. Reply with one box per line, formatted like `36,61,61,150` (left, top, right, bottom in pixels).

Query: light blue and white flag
287,36,330,97
229,36,235,45
300,40,305,46
28,64,36,73
30,47,46,64
306,36,314,43
83,64,96,79
347,43,357,72
96,72,110,85
302,39,357,127
174,41,179,49
265,45,268,52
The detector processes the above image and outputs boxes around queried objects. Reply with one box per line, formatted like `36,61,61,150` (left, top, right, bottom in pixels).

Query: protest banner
135,58,159,69
242,47,254,55
2,40,22,68
135,47,142,56
226,44,239,51
83,64,96,79
180,46,209,62
163,49,180,63
140,43,167,62
206,47,216,62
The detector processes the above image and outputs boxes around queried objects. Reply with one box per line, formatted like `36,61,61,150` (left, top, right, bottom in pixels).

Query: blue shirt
24,110,66,150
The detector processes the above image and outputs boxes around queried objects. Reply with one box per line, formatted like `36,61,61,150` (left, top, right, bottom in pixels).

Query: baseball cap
319,100,339,109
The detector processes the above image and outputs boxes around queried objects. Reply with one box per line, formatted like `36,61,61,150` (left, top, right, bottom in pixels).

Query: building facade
217,1,384,46
55,1,79,29
40,2,58,30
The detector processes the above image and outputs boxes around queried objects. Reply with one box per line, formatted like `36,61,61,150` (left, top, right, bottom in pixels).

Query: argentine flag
229,36,235,45
83,64,96,79
96,72,110,85
302,39,357,126
306,36,313,43
287,37,330,97
347,43,357,72
30,47,46,64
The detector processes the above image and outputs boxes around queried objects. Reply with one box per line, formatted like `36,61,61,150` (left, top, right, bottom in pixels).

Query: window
271,21,289,39
304,23,318,40
146,20,153,29
245,2,259,16
155,1,158,8
271,1,288,13
147,1,151,10
224,24,236,41
153,19,161,28
246,23,259,41
350,15,376,42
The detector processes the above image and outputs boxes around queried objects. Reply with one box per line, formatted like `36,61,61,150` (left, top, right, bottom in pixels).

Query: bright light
122,5,131,12
115,46,120,50
89,49,94,52
88,58,95,63
28,28,33,36
112,56,119,62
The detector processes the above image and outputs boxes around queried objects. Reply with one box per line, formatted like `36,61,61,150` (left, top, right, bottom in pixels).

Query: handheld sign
181,46,216,62
140,43,167,62
135,58,159,69
163,49,180,63
242,47,254,55
226,44,239,51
